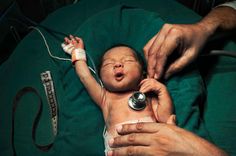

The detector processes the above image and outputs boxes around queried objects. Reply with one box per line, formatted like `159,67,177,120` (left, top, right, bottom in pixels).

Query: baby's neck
108,90,134,100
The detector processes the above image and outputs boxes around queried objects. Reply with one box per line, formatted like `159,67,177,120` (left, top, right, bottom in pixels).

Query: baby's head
99,45,145,92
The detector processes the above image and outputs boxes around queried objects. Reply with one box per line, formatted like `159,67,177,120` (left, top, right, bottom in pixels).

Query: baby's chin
104,83,138,93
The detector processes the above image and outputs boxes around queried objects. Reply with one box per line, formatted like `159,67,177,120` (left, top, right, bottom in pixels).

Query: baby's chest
108,99,130,115
106,97,154,123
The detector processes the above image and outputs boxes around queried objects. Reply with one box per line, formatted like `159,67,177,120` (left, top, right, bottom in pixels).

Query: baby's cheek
101,75,113,87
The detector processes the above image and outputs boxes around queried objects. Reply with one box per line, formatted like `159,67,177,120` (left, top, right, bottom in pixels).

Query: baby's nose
114,62,123,68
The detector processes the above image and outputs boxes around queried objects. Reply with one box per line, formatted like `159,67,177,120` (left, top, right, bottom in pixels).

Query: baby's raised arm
62,35,105,108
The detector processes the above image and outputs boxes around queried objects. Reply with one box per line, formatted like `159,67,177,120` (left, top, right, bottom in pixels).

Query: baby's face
100,46,143,92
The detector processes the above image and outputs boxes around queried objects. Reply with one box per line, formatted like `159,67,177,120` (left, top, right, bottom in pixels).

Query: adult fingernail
107,150,113,156
116,125,122,133
108,138,114,146
154,74,158,79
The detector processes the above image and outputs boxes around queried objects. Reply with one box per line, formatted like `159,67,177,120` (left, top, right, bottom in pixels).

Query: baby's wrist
71,48,87,64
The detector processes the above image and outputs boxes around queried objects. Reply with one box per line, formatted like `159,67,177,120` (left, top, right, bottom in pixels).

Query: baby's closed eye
122,57,136,63
102,60,115,67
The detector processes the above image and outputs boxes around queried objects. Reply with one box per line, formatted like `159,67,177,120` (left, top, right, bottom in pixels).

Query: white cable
28,26,100,77
29,26,71,61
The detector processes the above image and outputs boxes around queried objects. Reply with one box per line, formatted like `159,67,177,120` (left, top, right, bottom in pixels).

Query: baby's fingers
139,83,153,94
64,37,71,44
75,37,83,42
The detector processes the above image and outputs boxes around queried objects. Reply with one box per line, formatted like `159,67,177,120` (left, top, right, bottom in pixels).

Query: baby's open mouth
114,72,124,81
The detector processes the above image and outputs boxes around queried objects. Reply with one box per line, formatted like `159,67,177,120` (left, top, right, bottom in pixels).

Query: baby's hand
139,78,167,94
61,35,86,63
139,78,173,123
61,35,84,55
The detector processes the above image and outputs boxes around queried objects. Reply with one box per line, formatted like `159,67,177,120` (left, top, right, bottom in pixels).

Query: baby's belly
107,114,156,137
105,97,157,136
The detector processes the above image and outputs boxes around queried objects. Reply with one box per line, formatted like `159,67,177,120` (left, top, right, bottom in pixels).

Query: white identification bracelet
71,48,87,64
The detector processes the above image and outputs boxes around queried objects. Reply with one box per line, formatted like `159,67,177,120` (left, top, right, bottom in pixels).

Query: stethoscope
128,91,147,111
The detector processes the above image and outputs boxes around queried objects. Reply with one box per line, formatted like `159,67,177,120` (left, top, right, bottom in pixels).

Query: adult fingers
108,146,151,156
154,26,182,79
110,133,152,148
164,48,197,79
116,122,163,135
147,24,173,79
143,34,158,61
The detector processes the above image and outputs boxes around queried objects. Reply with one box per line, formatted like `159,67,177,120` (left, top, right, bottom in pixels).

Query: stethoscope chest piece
128,91,146,111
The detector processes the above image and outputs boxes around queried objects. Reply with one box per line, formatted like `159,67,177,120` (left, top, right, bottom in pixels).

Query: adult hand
143,23,212,80
143,6,236,80
108,119,227,156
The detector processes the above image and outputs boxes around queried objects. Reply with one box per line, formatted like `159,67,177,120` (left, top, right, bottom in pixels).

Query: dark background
0,0,230,64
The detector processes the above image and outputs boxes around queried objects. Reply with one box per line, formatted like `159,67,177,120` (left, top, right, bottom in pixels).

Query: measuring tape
40,71,58,136
12,71,58,156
